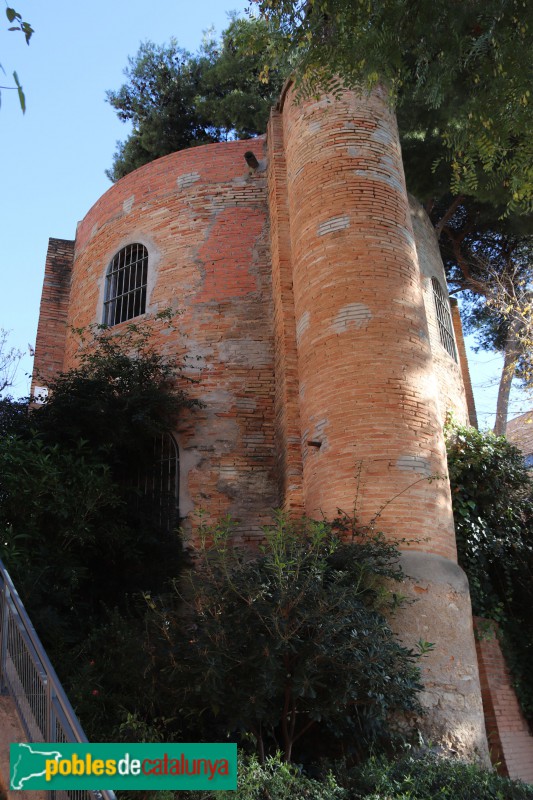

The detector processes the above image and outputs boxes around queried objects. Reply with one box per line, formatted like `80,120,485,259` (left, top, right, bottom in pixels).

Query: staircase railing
0,558,116,800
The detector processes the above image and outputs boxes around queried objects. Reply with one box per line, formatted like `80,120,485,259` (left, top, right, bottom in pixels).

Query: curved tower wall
271,85,488,760
409,196,473,427
280,86,456,558
62,138,279,541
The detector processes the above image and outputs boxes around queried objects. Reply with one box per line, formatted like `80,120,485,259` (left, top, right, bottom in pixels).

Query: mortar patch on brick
177,171,201,190
332,303,372,333
122,195,134,214
296,310,310,344
396,454,432,476
353,168,404,196
317,215,350,236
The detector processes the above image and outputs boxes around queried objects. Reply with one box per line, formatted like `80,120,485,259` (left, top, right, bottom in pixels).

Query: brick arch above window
103,243,148,326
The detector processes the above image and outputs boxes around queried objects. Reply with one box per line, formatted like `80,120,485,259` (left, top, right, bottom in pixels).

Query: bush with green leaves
347,751,533,799
446,422,533,724
144,751,533,800
0,315,196,694
146,512,423,764
180,753,345,800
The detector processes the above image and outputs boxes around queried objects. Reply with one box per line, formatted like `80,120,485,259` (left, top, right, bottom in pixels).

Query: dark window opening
135,433,180,535
103,243,148,326
431,277,458,362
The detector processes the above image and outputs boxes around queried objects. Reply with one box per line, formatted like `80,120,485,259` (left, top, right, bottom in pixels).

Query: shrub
347,751,533,799
446,423,533,723
146,512,422,764
0,315,196,719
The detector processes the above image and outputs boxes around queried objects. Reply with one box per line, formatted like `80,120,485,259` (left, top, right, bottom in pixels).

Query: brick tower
267,83,489,761
33,82,489,762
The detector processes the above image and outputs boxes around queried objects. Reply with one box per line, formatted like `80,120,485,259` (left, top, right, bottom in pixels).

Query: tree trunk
493,316,522,436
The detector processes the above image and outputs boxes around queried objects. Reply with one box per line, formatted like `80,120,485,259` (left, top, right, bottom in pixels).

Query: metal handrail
0,557,116,800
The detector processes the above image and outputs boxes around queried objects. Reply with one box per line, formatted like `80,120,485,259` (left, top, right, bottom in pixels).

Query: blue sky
0,0,529,428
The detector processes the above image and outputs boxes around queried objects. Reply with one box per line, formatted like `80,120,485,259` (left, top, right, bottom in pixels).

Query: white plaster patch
396,455,432,476
177,171,200,190
296,310,310,344
122,195,134,214
217,338,271,368
317,215,350,236
353,168,404,197
371,123,394,146
347,146,361,158
396,225,417,253
309,120,322,133
332,303,372,333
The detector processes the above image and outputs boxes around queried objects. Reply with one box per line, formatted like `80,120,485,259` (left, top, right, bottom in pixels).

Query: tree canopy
248,0,533,426
428,196,532,432
106,17,284,181
251,0,533,215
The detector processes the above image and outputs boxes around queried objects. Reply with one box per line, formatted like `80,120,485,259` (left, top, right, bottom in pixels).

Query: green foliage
106,17,283,181
65,606,172,743
251,0,533,215
194,17,284,139
154,751,533,800
203,753,344,800
147,512,422,763
0,316,194,693
1,5,33,112
34,317,199,470
346,751,533,799
105,40,218,181
446,423,533,723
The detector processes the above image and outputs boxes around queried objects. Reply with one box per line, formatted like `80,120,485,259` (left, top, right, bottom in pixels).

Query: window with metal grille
103,244,148,326
431,277,457,361
136,433,180,535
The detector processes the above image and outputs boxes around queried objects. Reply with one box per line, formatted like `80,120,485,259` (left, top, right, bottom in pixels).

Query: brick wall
267,108,305,514
276,84,458,560
475,618,533,782
62,138,279,542
409,197,472,428
507,410,533,461
32,238,74,394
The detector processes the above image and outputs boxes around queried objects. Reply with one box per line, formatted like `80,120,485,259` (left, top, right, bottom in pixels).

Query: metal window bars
136,433,180,535
103,244,148,327
431,277,458,362
0,558,116,800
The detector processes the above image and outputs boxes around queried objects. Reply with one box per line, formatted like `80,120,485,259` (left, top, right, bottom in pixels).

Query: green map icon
11,743,63,790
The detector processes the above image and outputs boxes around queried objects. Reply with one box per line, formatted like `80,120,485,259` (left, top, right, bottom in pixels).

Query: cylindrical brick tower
282,84,456,557
268,84,489,761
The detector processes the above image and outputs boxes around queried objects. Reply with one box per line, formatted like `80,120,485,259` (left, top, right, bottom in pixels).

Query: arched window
103,243,148,326
136,433,180,535
431,277,457,361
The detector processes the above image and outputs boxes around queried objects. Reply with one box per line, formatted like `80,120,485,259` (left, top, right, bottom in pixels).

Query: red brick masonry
475,618,533,782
